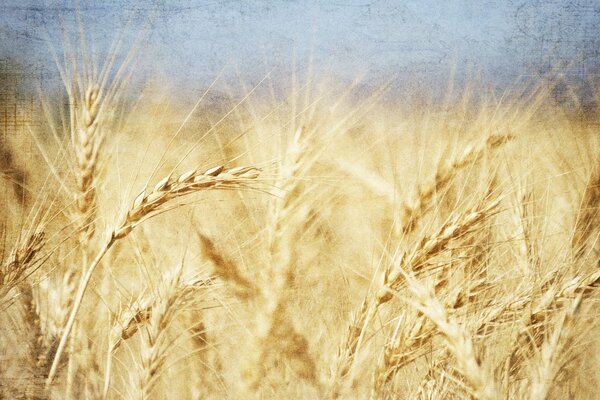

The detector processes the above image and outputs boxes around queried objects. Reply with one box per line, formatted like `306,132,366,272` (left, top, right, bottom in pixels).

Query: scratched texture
0,0,599,392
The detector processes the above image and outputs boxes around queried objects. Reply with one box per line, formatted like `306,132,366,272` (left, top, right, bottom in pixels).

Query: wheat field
1,25,599,400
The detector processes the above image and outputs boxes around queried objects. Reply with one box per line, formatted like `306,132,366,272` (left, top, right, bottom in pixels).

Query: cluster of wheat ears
1,28,599,400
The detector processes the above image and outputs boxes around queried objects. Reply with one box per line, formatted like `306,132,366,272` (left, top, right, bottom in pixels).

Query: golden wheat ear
400,134,512,236
402,271,499,400
46,164,262,386
0,229,45,304
379,199,500,305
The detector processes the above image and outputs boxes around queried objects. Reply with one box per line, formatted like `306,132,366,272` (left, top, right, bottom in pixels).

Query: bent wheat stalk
45,164,261,387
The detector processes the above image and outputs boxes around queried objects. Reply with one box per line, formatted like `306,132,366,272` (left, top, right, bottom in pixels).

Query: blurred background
1,0,599,135
2,1,599,84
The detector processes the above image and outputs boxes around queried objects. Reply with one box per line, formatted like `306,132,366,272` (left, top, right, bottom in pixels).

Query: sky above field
1,1,599,93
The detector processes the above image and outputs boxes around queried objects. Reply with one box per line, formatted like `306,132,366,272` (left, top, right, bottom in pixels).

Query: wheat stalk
335,295,374,383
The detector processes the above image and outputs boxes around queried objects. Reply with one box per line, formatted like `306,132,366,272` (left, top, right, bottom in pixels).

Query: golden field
0,39,599,400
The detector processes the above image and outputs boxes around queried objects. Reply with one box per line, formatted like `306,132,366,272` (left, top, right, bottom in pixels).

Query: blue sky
1,1,599,92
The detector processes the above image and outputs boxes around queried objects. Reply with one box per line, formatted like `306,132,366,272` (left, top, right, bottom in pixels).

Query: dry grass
1,32,599,400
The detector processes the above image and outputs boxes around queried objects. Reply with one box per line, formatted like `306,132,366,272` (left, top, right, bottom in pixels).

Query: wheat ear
529,295,583,400
372,273,493,396
402,271,499,400
336,199,499,391
74,84,103,243
103,277,208,399
136,265,190,400
400,134,511,235
0,230,45,303
506,269,600,378
378,199,500,305
46,164,261,386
